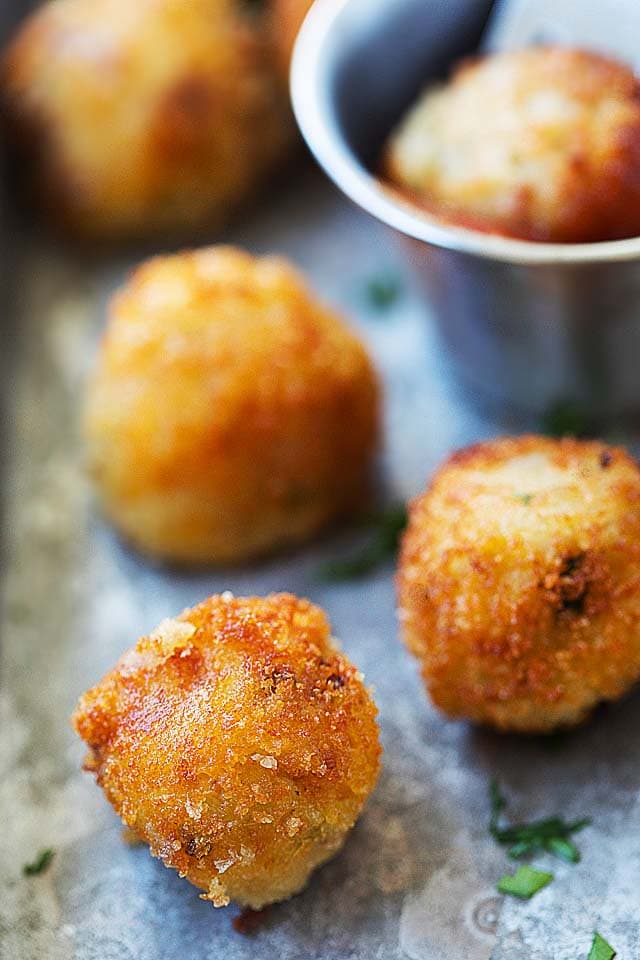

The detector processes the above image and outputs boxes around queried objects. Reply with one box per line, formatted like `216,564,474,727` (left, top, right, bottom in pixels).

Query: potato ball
397,435,640,732
270,0,314,80
84,246,380,564
72,593,381,908
0,0,292,240
385,47,640,243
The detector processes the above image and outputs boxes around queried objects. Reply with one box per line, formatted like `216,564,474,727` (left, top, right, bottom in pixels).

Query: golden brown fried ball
0,0,292,241
385,47,640,243
84,246,380,564
269,0,315,80
72,593,381,908
397,435,640,733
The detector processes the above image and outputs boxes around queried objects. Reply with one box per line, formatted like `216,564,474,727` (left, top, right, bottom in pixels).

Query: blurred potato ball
72,592,381,908
385,47,640,243
0,0,292,240
397,435,640,732
270,0,315,80
84,246,380,564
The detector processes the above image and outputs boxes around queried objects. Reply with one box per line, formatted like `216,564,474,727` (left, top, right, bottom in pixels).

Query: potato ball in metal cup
291,0,640,421
397,435,640,733
72,593,381,909
84,246,380,565
385,47,640,244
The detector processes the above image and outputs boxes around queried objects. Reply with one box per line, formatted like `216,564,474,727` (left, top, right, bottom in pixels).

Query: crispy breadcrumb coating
0,0,292,240
397,435,640,732
84,246,380,564
385,47,640,243
72,593,381,908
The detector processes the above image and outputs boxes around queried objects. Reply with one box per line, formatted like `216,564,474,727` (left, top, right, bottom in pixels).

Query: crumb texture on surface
72,592,381,908
398,435,640,731
84,245,380,564
385,47,640,243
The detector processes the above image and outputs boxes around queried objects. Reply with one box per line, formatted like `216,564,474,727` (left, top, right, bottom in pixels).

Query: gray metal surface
292,0,640,421
1,166,639,959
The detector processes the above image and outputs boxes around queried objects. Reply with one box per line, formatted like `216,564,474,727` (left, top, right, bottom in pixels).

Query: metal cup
291,0,640,423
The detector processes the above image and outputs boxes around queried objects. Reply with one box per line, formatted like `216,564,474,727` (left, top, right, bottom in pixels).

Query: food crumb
185,798,203,820
121,827,143,846
251,753,278,769
232,907,270,935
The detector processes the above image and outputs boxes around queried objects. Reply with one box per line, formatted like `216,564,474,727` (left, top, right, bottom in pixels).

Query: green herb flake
489,780,590,862
364,275,401,312
490,778,507,830
317,503,407,582
587,932,616,960
514,493,533,505
539,731,568,753
541,400,592,438
497,865,553,899
23,848,55,877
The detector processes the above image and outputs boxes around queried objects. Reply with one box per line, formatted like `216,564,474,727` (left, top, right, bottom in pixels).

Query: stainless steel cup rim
291,0,640,267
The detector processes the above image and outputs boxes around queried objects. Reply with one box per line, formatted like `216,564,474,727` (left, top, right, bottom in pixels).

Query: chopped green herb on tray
497,865,553,899
364,275,402,312
317,503,407,581
587,932,616,960
23,848,55,877
489,780,590,863
539,731,568,752
541,400,592,438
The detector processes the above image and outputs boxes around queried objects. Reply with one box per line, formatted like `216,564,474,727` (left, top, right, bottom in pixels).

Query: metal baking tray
1,4,639,960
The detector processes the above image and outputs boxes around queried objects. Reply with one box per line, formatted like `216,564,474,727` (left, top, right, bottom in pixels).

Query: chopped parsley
541,400,592,438
23,848,55,876
317,503,407,581
539,731,568,752
514,493,533,505
587,932,616,960
364,275,402,312
497,865,553,899
489,780,590,863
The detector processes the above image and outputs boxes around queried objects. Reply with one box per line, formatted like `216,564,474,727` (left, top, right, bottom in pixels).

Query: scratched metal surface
2,156,640,960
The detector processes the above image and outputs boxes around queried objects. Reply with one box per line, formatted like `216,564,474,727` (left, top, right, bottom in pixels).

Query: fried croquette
397,435,640,732
84,246,380,564
270,0,314,80
0,0,292,241
72,593,381,908
385,47,640,243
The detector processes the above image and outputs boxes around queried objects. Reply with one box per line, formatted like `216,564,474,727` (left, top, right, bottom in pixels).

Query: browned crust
72,593,381,907
397,435,640,732
84,247,380,564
